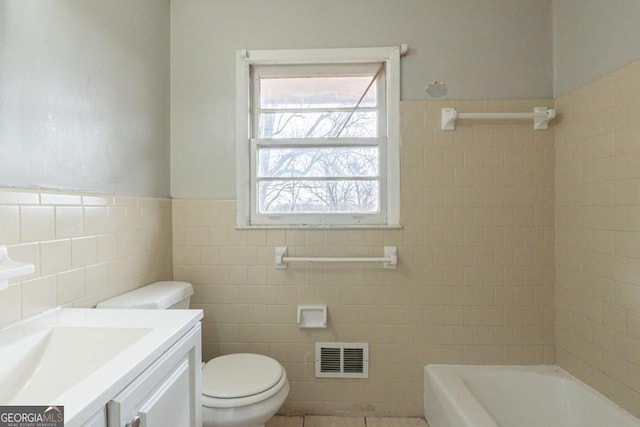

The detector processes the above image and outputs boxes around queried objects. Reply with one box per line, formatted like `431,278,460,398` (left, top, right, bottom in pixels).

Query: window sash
252,64,386,141
249,138,387,223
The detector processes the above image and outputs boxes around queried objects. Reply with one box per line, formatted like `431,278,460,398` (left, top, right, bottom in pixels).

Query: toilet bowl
97,281,289,427
202,353,290,427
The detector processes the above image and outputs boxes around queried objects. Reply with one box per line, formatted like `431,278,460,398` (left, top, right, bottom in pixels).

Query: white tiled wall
555,58,640,417
0,189,173,327
173,99,556,416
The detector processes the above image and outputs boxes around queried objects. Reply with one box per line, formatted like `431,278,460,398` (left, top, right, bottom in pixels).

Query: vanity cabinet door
137,359,190,426
107,324,202,427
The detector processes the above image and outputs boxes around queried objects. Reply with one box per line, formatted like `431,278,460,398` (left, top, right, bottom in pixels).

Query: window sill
235,223,402,231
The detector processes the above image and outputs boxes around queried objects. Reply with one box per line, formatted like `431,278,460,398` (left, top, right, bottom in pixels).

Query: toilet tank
96,281,194,310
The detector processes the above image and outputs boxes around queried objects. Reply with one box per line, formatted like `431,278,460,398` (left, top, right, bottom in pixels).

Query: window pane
260,76,377,109
259,111,377,138
258,147,379,178
258,180,379,213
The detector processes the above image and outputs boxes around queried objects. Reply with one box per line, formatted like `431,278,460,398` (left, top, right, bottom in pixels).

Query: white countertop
0,307,203,426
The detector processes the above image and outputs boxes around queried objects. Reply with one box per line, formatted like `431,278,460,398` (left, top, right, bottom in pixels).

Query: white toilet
97,281,289,427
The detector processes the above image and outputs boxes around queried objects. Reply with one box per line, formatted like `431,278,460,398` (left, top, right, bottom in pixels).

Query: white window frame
236,47,401,228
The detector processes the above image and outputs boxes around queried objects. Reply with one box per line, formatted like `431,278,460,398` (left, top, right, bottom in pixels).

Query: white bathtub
424,365,640,427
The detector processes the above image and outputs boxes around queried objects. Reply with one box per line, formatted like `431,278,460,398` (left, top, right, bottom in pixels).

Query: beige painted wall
170,0,554,199
173,99,556,416
554,59,640,417
0,188,173,328
0,0,171,197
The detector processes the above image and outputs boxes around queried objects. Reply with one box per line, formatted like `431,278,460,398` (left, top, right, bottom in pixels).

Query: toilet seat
202,354,287,409
202,371,288,409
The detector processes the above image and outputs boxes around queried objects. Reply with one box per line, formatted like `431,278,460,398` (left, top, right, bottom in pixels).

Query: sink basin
0,326,151,404
0,308,202,425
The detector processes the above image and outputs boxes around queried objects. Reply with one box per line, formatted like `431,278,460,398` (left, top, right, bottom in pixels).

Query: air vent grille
343,348,364,373
315,342,368,378
320,347,341,372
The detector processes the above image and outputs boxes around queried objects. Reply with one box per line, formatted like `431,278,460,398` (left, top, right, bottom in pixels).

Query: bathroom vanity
0,308,203,427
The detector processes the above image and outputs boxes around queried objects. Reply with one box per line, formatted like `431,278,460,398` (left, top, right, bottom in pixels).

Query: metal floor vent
315,342,369,378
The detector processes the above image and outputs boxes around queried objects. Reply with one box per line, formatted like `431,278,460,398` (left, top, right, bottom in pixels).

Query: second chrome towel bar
441,107,556,131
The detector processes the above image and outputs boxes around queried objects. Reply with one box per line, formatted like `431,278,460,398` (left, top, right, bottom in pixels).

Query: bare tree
257,76,380,213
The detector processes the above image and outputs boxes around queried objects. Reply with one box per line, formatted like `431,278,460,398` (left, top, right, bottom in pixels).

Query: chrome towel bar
275,246,397,270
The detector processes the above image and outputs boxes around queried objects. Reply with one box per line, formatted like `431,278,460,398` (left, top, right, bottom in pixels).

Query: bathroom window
236,47,400,228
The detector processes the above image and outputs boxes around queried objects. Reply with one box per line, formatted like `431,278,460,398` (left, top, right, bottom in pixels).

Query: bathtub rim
424,364,500,427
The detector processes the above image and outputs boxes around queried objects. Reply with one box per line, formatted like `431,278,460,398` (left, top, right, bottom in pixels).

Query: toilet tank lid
96,281,194,309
